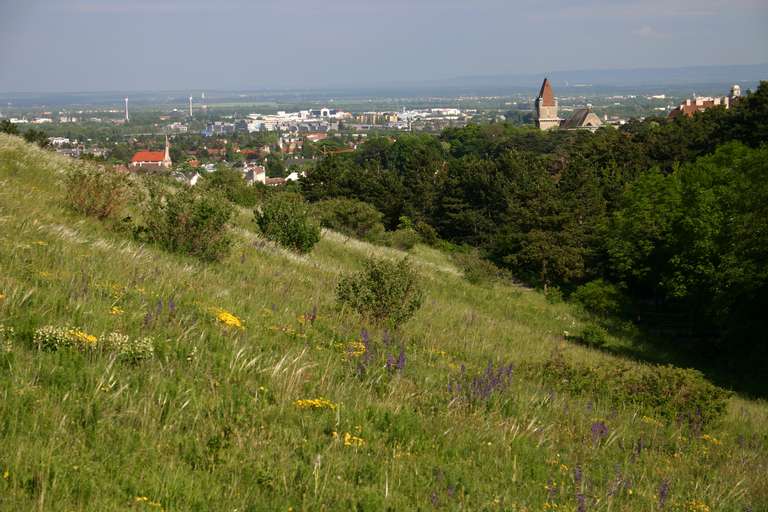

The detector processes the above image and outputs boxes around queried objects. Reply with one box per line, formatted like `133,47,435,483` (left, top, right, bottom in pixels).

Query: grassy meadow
0,133,766,511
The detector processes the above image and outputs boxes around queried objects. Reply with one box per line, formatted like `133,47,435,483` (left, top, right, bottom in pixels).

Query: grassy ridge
0,133,766,511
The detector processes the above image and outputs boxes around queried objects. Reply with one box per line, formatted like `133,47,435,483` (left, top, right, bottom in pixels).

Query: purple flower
577,493,586,512
574,465,583,485
658,479,670,509
396,347,406,371
590,421,609,442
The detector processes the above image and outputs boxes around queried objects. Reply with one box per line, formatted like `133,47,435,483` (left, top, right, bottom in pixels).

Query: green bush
337,257,424,327
452,250,504,285
580,323,608,348
385,228,421,251
529,352,731,427
414,220,439,246
64,165,132,220
256,193,321,253
137,185,234,262
571,279,626,317
313,198,385,242
201,166,264,207
545,286,564,304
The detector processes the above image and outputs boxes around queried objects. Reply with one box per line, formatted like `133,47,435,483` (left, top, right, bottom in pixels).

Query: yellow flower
68,329,97,346
641,415,663,427
343,432,365,447
213,308,244,329
34,240,48,246
686,499,711,512
2,468,9,479
294,397,337,411
0,293,5,301
700,434,722,446
110,306,124,316
346,341,366,358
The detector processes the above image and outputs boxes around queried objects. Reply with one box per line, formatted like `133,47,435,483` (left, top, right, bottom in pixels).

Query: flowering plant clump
33,325,98,351
700,434,722,446
294,397,337,411
343,432,365,447
0,324,15,352
213,308,244,329
101,332,155,363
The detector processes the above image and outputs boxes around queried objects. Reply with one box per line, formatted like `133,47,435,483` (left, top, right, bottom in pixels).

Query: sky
0,0,766,92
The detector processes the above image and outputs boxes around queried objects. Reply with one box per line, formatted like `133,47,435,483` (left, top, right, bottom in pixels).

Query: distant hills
437,63,768,89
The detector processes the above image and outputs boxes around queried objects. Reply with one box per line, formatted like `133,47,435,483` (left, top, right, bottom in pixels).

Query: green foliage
452,250,505,285
313,198,385,242
384,228,421,251
579,323,609,348
64,164,132,220
0,119,19,136
571,279,625,317
256,193,320,253
532,351,731,427
22,128,49,148
336,257,424,326
136,184,234,262
200,166,263,207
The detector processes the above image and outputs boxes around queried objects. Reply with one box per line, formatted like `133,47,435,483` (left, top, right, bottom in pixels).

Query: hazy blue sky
0,0,766,92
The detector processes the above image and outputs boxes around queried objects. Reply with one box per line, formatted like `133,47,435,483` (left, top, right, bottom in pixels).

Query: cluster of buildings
668,84,741,119
348,107,475,131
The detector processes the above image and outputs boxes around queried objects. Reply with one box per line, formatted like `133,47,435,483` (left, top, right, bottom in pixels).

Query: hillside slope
1,134,766,511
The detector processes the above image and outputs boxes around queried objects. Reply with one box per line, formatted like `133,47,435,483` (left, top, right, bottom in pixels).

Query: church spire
537,78,556,107
164,135,171,164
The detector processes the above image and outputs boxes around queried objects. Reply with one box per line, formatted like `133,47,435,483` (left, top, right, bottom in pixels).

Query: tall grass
0,133,766,511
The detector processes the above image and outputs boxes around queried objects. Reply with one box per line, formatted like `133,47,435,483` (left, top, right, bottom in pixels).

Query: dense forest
300,82,768,383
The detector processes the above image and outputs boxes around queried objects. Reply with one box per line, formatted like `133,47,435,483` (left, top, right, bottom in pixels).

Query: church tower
163,135,172,167
535,78,560,130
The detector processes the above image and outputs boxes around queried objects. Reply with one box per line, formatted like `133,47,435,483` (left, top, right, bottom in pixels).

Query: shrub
137,185,234,262
34,326,98,351
580,323,608,348
414,220,439,246
545,286,564,304
201,166,263,207
337,257,424,327
256,193,320,253
529,352,731,427
314,198,386,242
64,164,132,220
452,250,504,285
571,279,626,317
0,324,15,353
385,228,421,251
102,332,155,363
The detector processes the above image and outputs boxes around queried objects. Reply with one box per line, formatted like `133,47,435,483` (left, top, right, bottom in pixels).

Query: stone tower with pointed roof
535,78,561,130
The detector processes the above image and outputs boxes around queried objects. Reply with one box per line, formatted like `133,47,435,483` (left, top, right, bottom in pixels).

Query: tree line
300,82,768,377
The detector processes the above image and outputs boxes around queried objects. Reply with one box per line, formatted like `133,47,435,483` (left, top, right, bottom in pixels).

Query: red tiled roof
131,150,165,163
538,78,555,107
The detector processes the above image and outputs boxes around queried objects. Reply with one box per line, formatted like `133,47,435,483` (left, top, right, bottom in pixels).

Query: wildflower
34,240,47,246
658,479,670,509
343,432,364,447
641,415,663,428
346,341,366,358
2,468,9,479
294,397,337,411
110,306,124,316
68,328,98,347
0,325,15,353
685,499,711,512
0,292,5,301
700,434,722,446
590,421,609,442
213,308,244,329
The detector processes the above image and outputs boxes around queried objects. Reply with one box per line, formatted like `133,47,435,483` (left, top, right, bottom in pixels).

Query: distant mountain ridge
436,63,768,89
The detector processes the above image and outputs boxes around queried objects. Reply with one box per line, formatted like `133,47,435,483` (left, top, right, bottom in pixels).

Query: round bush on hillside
256,193,321,253
336,257,424,327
